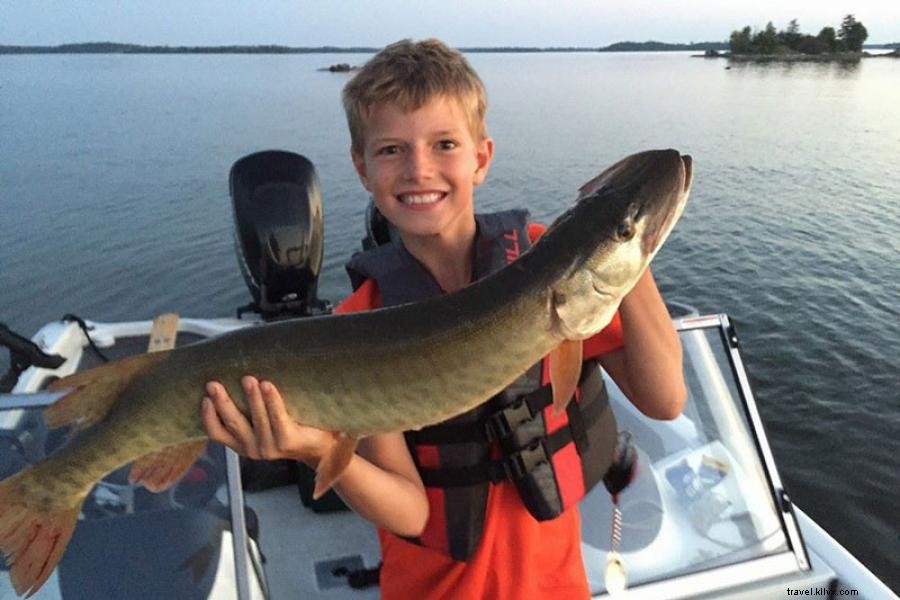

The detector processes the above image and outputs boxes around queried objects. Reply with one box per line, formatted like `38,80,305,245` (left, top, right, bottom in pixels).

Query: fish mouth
639,153,692,257
682,155,693,194
591,278,615,302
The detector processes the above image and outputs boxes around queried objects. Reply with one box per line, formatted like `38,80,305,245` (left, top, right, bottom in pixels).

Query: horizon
1,1,898,47
3,40,898,54
0,40,734,50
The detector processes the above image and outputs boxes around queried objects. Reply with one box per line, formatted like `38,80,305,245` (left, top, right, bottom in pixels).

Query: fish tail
45,351,168,430
0,467,89,597
0,352,170,597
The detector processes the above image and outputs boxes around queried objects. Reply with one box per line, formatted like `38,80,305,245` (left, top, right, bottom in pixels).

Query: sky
1,1,898,47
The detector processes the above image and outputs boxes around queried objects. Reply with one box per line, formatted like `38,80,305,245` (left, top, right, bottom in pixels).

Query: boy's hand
201,375,338,466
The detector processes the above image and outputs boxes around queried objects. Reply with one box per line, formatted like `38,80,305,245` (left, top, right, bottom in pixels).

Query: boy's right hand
201,375,339,467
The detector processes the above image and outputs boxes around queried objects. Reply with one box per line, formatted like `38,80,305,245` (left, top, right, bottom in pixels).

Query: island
317,63,358,73
712,15,899,62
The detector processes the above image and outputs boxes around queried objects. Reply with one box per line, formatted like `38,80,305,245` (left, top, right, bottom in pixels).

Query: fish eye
616,219,635,241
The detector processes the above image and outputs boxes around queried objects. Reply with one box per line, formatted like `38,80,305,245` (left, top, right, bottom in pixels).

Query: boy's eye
437,140,457,150
376,145,401,156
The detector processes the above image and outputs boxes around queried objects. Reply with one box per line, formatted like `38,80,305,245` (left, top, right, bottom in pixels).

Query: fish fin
313,433,358,500
45,351,168,430
549,339,583,415
129,440,208,493
0,469,87,597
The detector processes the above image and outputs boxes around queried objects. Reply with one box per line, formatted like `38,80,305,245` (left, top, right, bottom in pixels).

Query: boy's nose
404,147,434,180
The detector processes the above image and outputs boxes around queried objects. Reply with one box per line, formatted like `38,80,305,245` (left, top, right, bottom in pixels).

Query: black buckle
485,399,534,442
502,441,549,480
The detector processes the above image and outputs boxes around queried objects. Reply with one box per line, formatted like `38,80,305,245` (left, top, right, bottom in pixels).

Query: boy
202,39,685,599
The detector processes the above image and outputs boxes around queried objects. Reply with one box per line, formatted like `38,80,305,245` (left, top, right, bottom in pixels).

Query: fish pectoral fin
45,351,169,430
549,339,583,415
129,440,208,493
0,469,85,597
313,433,358,500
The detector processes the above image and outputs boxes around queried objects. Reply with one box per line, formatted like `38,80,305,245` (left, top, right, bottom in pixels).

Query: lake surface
1,51,898,591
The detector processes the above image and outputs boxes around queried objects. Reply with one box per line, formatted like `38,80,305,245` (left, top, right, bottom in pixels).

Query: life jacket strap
409,365,601,446
417,393,608,488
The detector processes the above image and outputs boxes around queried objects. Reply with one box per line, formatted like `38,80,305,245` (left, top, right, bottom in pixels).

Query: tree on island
838,15,868,52
729,15,868,55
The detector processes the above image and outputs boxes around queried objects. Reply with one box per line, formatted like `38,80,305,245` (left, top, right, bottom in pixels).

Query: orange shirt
378,483,590,600
333,224,624,599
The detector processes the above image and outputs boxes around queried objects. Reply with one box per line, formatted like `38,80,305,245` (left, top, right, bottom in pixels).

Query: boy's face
351,96,494,245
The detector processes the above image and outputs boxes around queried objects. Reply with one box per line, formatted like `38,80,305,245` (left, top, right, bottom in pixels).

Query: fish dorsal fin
44,313,179,430
314,433,359,499
45,351,168,430
549,339,583,415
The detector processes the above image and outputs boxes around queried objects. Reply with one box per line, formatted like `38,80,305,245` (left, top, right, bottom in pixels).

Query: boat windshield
580,315,805,596
0,418,251,600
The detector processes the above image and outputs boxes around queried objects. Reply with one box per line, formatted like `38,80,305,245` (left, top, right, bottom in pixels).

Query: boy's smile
352,96,494,245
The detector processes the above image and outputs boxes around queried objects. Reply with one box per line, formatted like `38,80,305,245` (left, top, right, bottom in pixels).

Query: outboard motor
230,150,330,319
230,150,333,493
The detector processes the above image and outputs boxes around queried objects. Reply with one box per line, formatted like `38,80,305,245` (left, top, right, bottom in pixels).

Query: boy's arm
338,432,428,537
596,268,687,420
202,376,428,537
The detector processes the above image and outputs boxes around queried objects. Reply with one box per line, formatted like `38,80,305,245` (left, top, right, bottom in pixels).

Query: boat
1,151,895,599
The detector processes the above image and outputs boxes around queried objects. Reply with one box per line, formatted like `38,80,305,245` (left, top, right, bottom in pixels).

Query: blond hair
342,38,488,155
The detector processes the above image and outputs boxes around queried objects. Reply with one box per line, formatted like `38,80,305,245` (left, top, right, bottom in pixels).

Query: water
1,52,898,591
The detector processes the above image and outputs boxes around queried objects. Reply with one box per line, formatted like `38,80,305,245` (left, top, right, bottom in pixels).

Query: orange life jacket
341,210,623,560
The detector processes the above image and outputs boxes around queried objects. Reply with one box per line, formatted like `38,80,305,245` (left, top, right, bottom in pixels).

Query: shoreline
3,41,897,57
696,50,899,62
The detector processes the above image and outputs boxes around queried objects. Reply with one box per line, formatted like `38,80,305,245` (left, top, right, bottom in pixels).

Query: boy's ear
473,137,495,187
351,150,371,191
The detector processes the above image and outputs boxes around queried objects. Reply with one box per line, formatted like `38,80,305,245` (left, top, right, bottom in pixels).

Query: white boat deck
245,486,380,599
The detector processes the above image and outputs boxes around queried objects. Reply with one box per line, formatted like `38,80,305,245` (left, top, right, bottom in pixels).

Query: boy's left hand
201,375,338,465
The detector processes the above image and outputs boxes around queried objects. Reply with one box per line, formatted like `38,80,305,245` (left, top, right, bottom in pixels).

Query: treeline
2,41,733,55
599,41,728,52
0,42,380,54
730,15,868,55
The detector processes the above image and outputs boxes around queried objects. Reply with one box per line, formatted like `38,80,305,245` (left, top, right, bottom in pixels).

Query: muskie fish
0,149,691,596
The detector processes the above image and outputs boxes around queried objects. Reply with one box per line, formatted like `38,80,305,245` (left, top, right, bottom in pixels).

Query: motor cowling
230,150,328,319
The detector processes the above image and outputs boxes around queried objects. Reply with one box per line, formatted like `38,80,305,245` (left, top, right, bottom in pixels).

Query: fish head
547,149,692,340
